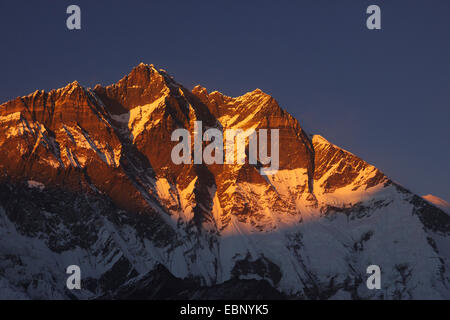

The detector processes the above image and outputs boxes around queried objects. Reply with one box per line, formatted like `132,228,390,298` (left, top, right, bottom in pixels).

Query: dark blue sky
1,0,449,200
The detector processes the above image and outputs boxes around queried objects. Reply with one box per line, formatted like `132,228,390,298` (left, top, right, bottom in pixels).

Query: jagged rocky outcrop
0,64,449,300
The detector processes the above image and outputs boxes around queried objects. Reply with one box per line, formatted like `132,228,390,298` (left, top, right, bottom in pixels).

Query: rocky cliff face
0,64,448,299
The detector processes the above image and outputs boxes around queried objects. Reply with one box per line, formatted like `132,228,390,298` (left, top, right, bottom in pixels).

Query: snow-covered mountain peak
0,64,449,300
423,194,450,214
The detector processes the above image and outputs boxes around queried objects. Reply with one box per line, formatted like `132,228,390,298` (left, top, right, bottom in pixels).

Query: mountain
0,63,449,300
423,195,450,214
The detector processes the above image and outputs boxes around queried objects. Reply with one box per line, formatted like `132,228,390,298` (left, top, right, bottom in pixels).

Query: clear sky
1,0,449,201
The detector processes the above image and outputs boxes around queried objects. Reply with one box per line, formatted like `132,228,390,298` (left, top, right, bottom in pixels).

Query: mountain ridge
423,194,450,214
0,63,449,299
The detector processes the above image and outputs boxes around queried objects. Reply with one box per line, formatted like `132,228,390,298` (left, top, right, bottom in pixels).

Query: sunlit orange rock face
0,64,448,299
0,63,318,225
